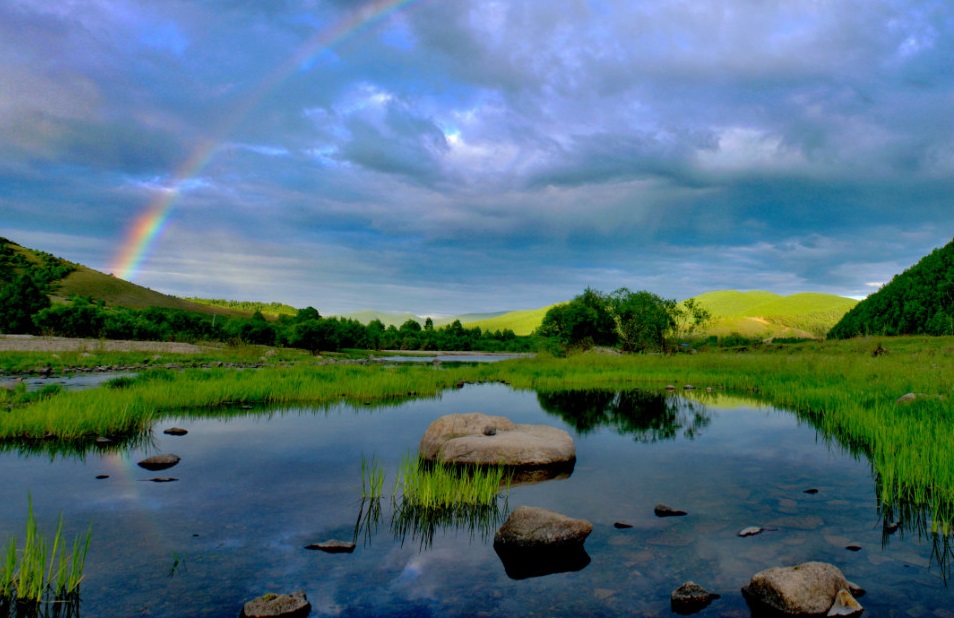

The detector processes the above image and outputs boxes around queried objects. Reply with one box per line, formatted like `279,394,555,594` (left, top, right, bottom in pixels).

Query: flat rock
738,526,776,537
145,477,178,483
614,521,634,529
419,413,575,467
742,561,854,616
304,540,356,554
138,454,181,471
240,591,311,618
671,581,719,615
163,427,188,436
655,503,688,517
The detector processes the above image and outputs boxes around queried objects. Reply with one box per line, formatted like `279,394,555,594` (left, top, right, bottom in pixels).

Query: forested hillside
828,238,954,338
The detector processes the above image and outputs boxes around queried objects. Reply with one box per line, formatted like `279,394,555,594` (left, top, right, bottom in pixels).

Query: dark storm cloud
2,0,953,313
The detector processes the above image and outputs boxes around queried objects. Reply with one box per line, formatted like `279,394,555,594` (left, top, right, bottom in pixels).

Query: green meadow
2,336,953,530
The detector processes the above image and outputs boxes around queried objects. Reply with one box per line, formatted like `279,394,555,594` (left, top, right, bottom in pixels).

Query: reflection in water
492,543,591,580
1,596,81,618
536,388,712,442
352,497,507,552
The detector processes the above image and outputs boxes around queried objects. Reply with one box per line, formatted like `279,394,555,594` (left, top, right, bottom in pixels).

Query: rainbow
111,0,423,280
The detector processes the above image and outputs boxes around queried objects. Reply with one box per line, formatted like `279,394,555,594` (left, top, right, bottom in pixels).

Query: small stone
665,385,676,390
305,540,356,553
138,454,181,471
95,474,110,479
95,437,113,446
827,588,864,617
803,488,820,494
613,522,634,529
683,384,694,390
146,477,178,483
240,590,311,618
163,427,188,436
482,425,497,436
671,581,719,615
738,526,776,537
845,543,862,552
896,392,917,404
883,521,900,534
655,504,688,517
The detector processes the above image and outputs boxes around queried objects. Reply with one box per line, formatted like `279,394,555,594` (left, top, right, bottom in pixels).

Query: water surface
0,384,948,616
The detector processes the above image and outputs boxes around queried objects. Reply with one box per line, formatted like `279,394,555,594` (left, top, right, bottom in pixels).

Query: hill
462,306,556,336
0,238,247,319
828,237,954,338
692,290,858,339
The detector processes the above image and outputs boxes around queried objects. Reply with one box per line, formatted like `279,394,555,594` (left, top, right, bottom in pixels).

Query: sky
2,0,953,316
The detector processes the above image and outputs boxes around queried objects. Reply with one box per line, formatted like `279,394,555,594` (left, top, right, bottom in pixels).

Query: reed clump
1,499,91,609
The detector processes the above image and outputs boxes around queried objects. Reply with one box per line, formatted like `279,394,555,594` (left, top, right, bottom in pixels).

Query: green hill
462,306,557,336
828,237,954,338
0,237,247,318
460,291,857,339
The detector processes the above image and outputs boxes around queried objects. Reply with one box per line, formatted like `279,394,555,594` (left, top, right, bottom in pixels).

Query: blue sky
2,0,952,316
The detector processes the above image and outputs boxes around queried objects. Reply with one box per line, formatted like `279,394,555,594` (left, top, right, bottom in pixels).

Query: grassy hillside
462,306,556,336
458,291,856,339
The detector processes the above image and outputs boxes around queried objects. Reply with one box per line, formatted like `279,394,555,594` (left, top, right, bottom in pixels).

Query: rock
494,506,593,548
493,507,592,580
95,474,110,479
419,413,575,467
137,454,181,471
742,561,855,616
613,521,634,529
95,437,113,446
482,425,497,436
163,427,188,436
655,504,688,517
804,488,820,494
883,521,900,535
671,581,719,615
845,543,862,552
146,477,178,483
240,591,311,618
666,385,676,390
827,588,864,616
897,392,917,404
304,540,355,554
683,384,695,390
738,526,777,537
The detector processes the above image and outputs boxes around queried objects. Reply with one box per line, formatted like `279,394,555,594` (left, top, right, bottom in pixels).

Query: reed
1,499,92,605
360,455,386,499
394,455,509,509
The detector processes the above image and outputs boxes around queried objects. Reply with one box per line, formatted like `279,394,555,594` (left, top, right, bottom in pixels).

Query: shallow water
0,384,949,616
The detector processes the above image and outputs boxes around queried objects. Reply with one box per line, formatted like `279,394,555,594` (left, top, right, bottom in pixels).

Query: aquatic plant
360,455,385,499
0,498,91,606
394,455,509,510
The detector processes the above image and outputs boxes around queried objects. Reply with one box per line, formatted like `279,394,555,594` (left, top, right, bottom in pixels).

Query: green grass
394,455,509,509
1,498,91,605
361,455,386,499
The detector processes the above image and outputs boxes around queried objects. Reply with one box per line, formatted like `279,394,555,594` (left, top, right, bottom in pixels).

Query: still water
0,384,949,616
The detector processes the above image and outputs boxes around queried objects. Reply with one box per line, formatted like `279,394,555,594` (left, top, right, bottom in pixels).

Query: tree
0,274,50,334
538,288,617,349
609,288,677,352
673,298,713,339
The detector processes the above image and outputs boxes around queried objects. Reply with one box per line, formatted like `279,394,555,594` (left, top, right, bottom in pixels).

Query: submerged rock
163,427,188,436
742,561,859,616
738,526,776,537
304,540,355,554
655,504,688,517
419,413,575,467
240,591,311,618
671,581,719,615
613,521,634,529
137,454,181,471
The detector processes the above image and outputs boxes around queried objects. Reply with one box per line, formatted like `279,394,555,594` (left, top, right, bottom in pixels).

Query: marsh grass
360,455,385,499
394,455,509,510
1,499,91,608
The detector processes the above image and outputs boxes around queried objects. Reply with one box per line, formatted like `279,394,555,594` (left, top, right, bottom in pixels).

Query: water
0,384,949,616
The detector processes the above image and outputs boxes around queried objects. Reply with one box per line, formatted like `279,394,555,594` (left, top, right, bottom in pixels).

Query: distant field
462,306,555,336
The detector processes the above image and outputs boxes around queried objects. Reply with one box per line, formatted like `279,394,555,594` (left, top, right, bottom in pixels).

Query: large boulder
419,413,575,467
493,506,593,579
742,562,862,616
